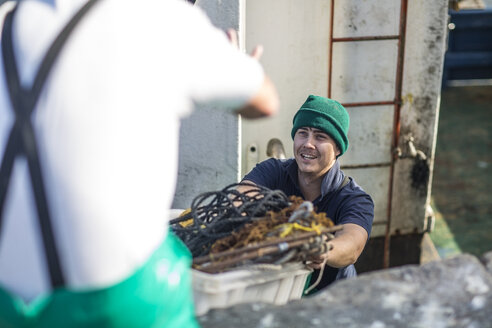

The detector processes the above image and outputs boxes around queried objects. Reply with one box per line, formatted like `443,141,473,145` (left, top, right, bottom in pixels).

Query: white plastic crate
192,262,312,316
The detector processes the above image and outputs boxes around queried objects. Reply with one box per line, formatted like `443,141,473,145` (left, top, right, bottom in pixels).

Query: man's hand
306,224,368,269
305,236,333,270
224,28,279,119
226,29,264,60
305,255,328,270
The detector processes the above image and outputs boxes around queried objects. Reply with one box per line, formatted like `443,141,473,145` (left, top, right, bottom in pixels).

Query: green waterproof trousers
0,231,199,328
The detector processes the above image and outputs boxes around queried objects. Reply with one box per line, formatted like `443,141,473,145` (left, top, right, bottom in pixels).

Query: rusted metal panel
333,0,400,38
331,40,399,104
390,0,449,235
341,105,394,166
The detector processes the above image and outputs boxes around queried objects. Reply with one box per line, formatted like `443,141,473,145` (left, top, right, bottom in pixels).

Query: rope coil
170,182,291,257
170,183,340,273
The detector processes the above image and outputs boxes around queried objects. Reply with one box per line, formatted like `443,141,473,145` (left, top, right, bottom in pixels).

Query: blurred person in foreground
239,95,373,293
0,0,278,327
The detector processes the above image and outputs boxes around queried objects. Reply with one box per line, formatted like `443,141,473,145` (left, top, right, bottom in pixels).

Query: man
0,0,278,327
241,95,373,291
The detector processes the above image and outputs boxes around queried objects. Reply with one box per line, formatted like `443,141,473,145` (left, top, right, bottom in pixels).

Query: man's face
293,127,340,178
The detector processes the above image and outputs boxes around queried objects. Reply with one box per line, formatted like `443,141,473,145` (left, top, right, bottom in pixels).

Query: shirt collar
287,159,344,199
320,160,343,198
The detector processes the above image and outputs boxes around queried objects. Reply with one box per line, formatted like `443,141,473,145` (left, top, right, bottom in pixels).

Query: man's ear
335,146,341,157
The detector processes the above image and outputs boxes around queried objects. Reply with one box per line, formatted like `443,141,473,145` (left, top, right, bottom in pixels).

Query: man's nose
303,134,316,148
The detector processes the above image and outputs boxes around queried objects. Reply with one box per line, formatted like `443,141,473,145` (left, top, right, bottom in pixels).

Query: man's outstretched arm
307,223,368,269
235,75,279,118
225,29,279,119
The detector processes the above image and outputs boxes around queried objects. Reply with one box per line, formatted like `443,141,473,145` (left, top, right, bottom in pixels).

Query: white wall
242,0,331,173
173,0,449,238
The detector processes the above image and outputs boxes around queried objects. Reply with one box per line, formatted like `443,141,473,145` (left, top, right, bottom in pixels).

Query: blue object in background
442,8,492,87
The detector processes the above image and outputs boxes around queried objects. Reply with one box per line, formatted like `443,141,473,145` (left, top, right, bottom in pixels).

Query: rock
199,254,492,328
481,251,492,275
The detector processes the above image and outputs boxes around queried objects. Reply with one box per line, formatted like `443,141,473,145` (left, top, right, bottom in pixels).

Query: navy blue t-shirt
243,158,374,291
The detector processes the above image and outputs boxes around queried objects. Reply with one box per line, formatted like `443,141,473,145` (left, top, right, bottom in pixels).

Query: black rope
170,183,290,257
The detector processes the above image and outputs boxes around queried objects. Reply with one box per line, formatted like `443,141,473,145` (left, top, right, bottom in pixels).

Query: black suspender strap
0,0,101,288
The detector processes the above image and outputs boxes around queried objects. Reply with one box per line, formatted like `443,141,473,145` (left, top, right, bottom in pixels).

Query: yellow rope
178,208,194,227
277,222,323,238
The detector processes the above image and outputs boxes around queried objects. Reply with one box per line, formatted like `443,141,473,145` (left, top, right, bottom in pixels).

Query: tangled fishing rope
194,197,340,273
171,183,342,276
208,196,334,254
170,182,291,258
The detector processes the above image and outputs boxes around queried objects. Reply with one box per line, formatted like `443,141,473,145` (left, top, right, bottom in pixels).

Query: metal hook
288,201,314,222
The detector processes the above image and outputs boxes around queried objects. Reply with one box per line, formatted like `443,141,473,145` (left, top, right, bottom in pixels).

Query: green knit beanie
291,95,350,157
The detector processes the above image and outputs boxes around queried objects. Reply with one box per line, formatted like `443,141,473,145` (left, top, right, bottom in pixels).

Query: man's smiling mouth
301,153,317,160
